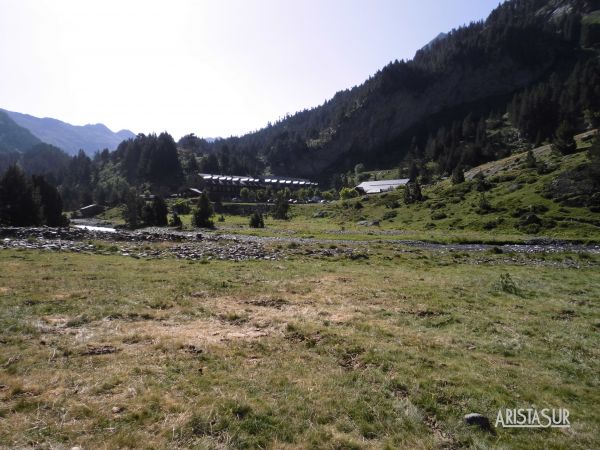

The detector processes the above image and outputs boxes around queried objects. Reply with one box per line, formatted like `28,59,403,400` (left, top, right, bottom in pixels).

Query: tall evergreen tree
123,188,143,229
32,175,64,226
192,192,214,228
152,196,168,226
0,165,40,226
553,121,577,155
273,192,289,220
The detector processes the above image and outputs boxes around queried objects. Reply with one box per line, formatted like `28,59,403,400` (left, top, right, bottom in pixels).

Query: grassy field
1,245,599,449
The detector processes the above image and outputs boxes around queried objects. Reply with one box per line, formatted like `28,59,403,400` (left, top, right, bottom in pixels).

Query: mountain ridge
185,0,600,182
0,109,135,156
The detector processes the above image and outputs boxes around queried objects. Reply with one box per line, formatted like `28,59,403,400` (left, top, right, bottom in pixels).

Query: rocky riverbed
1,226,599,264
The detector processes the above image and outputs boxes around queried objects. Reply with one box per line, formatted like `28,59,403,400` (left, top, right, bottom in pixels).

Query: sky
0,0,502,140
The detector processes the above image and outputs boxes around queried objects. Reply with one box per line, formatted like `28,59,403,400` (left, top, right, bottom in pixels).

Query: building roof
356,179,409,194
198,173,318,187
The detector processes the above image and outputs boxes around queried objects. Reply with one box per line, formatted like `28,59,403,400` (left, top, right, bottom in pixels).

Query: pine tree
0,165,40,226
123,188,143,229
32,175,64,226
141,203,156,226
249,212,265,228
273,192,289,219
152,196,168,226
553,121,577,155
451,166,465,184
192,192,214,228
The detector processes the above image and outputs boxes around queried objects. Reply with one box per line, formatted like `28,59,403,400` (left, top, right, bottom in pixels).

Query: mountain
193,0,600,182
0,110,42,154
0,109,135,156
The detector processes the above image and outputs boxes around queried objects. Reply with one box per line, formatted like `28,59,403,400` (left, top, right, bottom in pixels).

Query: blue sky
0,0,502,139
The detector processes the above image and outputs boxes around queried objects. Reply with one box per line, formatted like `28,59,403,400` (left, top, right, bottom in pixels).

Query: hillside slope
1,109,135,156
194,0,600,182
271,131,600,243
0,110,41,153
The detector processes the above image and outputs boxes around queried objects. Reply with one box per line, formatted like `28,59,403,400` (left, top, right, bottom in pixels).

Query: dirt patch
244,298,289,309
81,345,118,356
120,318,273,345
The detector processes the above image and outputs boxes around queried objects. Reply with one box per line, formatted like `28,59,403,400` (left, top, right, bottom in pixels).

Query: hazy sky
0,0,501,140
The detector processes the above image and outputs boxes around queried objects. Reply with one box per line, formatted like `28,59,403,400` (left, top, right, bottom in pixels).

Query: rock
464,413,494,434
112,406,124,414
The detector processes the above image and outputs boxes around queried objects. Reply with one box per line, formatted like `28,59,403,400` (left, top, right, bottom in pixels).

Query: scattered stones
111,406,124,414
1,226,599,265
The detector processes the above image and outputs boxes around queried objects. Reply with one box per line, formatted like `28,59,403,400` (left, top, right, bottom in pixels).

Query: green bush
339,187,358,200
249,212,265,228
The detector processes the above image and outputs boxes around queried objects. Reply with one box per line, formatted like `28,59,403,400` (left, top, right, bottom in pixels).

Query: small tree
192,192,214,228
339,187,358,199
249,212,265,228
32,174,64,227
141,203,156,225
451,166,465,184
478,192,492,213
152,196,168,226
0,165,40,226
354,163,365,176
525,149,537,168
474,172,492,192
240,187,250,201
169,212,182,228
403,181,423,204
273,192,289,220
123,189,143,228
408,161,419,182
553,121,577,155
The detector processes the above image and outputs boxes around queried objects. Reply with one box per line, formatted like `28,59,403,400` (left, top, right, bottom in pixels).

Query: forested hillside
177,0,600,185
3,0,600,214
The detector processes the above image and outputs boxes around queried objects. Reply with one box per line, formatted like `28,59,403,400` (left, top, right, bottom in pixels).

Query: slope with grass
244,134,600,244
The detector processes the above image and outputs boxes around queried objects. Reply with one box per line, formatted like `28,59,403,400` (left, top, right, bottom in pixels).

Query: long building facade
193,173,318,199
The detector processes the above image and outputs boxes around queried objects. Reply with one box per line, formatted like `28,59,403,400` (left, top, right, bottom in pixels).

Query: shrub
403,181,423,204
524,150,537,168
497,273,519,295
451,166,465,184
477,193,493,214
339,187,358,200
172,199,191,215
431,211,447,220
382,210,397,221
249,212,265,228
169,212,182,228
475,173,492,192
